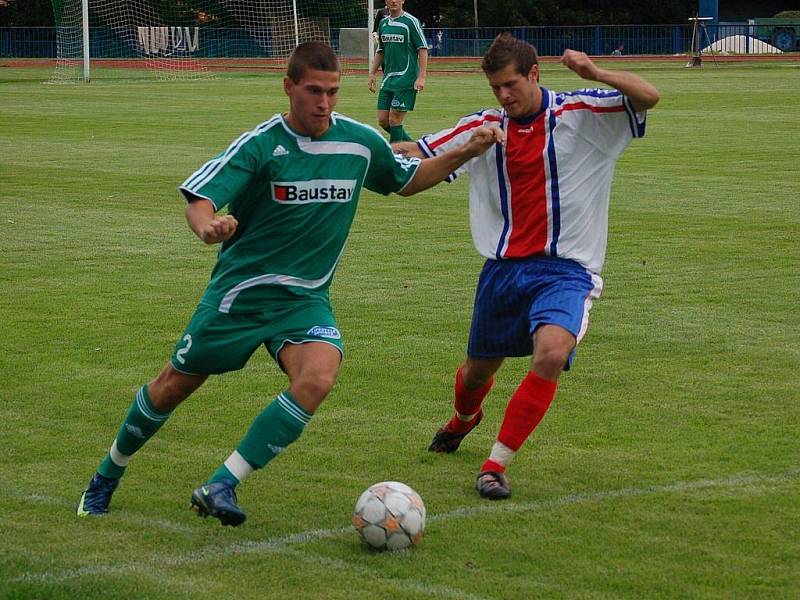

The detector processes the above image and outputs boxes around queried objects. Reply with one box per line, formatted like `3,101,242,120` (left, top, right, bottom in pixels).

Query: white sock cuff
488,441,516,467
109,439,131,467
224,451,254,483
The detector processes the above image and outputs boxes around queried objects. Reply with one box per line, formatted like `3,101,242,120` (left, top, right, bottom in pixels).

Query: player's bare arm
560,49,660,113
414,48,428,91
367,51,383,94
185,197,238,244
398,126,504,196
391,140,424,158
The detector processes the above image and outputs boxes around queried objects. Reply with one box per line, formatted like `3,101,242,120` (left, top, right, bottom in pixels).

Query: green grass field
1,60,799,599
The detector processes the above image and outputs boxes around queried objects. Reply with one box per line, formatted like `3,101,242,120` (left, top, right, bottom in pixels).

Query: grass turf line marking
428,467,800,523
281,547,494,600
5,488,199,535
12,468,800,586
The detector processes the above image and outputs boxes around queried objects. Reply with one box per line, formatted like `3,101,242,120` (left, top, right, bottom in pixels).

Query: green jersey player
77,42,503,526
367,0,428,142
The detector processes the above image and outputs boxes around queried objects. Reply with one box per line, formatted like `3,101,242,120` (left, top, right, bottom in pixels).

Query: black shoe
77,473,120,516
476,470,511,500
190,479,246,527
428,410,483,453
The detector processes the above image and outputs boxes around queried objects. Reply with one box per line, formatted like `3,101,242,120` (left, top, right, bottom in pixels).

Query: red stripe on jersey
428,114,502,150
503,113,549,257
553,102,625,116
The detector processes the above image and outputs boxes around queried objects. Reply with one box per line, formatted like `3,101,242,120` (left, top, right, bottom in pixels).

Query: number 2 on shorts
175,334,192,365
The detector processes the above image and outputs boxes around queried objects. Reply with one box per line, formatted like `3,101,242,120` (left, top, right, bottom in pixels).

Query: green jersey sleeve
363,134,421,195
408,16,427,50
179,134,262,211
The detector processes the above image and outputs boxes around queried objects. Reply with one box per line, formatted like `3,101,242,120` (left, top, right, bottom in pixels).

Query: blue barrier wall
2,23,798,58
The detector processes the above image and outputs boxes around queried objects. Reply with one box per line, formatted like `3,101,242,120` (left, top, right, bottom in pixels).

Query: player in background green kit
76,42,503,526
367,0,428,142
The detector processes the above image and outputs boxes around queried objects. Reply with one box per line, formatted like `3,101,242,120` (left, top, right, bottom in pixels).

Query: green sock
209,463,241,485
97,385,172,478
209,391,311,485
389,125,412,142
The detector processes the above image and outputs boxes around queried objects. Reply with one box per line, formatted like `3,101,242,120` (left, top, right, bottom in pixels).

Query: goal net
49,0,371,82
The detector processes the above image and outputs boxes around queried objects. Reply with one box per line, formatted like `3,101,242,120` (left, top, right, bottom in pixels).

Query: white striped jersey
418,87,647,274
179,112,420,314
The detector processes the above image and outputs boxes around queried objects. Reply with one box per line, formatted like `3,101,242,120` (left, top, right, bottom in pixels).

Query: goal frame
69,0,376,82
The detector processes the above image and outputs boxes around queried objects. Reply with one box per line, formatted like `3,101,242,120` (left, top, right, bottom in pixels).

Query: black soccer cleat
77,472,120,517
427,410,483,453
475,470,511,500
190,479,246,527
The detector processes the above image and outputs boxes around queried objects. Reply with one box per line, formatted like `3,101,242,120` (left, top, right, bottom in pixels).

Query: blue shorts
467,256,603,367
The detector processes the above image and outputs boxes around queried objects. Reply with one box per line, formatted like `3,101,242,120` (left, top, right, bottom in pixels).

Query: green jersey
180,112,420,314
377,11,427,92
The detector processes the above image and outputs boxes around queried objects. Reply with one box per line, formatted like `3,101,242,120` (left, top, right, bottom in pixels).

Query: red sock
481,459,506,474
496,371,557,451
446,367,494,434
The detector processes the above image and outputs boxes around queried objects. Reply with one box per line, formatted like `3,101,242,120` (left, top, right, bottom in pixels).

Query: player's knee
532,347,570,380
388,111,405,127
293,373,337,408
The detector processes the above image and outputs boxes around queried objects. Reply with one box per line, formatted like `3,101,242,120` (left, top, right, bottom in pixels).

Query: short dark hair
287,42,340,83
481,33,538,76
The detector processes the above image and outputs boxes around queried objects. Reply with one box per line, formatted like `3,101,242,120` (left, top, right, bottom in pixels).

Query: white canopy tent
703,35,783,54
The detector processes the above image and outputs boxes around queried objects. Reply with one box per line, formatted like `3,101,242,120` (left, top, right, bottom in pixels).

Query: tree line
0,0,737,28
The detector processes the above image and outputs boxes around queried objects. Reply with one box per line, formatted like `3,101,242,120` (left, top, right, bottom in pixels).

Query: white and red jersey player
420,39,659,502
417,87,646,276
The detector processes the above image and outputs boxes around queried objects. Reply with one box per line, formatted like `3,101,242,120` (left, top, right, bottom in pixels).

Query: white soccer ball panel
385,531,413,551
383,491,412,516
400,508,423,535
380,481,416,496
354,489,374,510
358,496,387,524
360,524,387,548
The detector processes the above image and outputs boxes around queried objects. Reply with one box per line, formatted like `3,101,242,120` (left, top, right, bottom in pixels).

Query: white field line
280,547,495,600
11,467,800,588
5,488,198,535
429,467,800,523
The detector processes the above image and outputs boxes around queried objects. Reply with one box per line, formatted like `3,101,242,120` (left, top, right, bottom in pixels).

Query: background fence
2,22,799,59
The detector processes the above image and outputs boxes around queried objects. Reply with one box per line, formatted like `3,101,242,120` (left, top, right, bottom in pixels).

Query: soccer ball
353,481,426,551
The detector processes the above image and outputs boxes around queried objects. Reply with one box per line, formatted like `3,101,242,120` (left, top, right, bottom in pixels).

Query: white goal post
49,0,378,82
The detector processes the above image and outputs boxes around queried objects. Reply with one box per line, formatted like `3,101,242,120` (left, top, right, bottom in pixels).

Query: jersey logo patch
307,326,341,339
272,144,289,157
381,33,405,43
272,180,356,204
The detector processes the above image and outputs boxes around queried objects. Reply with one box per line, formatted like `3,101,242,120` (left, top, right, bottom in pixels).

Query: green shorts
170,297,344,375
377,88,417,112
